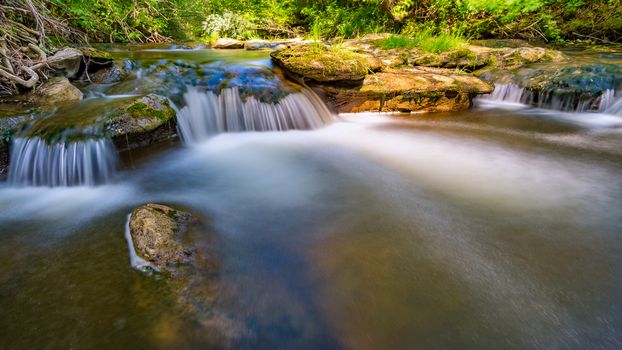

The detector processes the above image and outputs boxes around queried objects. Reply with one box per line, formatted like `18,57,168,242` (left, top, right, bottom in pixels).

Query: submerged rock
244,39,307,51
129,204,193,271
127,204,228,344
271,44,381,82
34,77,83,104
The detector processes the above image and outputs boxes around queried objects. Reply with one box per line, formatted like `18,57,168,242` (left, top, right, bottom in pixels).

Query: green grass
377,35,418,49
376,30,468,53
417,31,468,53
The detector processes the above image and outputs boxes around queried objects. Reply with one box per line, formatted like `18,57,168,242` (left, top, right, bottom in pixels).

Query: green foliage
300,1,391,38
377,35,418,49
24,0,622,44
48,0,177,42
202,12,256,39
417,30,468,53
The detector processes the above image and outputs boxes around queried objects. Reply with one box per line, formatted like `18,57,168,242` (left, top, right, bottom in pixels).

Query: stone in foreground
129,204,193,271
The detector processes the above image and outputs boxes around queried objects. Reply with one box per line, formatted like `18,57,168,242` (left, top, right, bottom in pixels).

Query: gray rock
48,47,83,79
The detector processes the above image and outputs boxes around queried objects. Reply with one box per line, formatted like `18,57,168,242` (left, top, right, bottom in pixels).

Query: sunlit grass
377,30,468,53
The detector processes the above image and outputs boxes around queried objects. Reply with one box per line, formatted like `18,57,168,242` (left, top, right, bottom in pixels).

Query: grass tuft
376,30,468,53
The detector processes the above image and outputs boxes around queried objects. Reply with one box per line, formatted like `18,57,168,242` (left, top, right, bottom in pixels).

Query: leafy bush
18,0,622,44
202,12,256,39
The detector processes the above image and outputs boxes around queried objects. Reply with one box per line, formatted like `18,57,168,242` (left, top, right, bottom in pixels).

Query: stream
1,46,621,349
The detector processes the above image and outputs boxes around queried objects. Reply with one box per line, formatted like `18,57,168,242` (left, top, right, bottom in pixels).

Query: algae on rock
271,44,380,82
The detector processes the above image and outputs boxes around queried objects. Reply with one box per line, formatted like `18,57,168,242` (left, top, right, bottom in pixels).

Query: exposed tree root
0,0,87,96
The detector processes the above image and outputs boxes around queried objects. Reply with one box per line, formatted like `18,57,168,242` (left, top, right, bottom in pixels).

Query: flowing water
1,46,622,349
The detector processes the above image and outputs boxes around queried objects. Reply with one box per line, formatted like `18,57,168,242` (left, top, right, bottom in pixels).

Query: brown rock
318,67,494,113
129,203,193,270
213,38,244,49
34,77,83,104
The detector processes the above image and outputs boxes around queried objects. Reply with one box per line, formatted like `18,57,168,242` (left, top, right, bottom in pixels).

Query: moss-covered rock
271,44,380,82
105,94,176,139
81,47,113,61
15,93,176,151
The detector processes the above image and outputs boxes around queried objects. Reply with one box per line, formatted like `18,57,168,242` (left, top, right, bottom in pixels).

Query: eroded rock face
320,67,494,113
34,77,83,104
271,44,380,82
129,204,193,270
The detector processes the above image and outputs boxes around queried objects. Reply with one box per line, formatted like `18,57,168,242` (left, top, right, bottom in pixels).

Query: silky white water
8,137,118,187
176,87,332,144
478,83,622,114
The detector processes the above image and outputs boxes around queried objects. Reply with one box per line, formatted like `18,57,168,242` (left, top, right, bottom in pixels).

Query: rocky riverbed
1,38,621,179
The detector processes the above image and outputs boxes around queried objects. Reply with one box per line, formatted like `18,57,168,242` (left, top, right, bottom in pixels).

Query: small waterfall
8,137,118,187
480,83,525,103
605,96,622,116
598,89,617,111
176,87,332,144
479,84,621,113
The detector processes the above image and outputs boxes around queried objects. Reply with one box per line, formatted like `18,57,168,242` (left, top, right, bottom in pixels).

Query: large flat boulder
271,44,381,82
213,38,244,49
